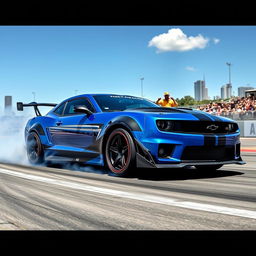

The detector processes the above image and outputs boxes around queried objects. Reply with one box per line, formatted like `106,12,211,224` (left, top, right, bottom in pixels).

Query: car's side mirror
74,105,93,116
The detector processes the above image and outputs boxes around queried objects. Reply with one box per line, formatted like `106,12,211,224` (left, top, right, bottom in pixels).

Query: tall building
221,85,226,99
194,80,208,101
226,83,232,98
220,83,232,99
4,96,12,115
238,86,254,97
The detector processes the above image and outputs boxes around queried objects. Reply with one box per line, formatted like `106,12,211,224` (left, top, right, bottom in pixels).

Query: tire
195,164,223,172
26,131,44,165
105,128,136,177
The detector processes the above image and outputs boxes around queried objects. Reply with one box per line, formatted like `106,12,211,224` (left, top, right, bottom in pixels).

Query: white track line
1,168,256,220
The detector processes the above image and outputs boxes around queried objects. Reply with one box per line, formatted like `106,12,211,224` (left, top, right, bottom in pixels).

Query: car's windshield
93,95,159,112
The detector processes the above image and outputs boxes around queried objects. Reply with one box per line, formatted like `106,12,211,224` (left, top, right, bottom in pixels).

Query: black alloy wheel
105,128,136,176
27,132,44,164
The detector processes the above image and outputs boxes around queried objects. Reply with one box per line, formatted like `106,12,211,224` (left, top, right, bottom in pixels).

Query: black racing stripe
132,107,190,113
181,109,213,121
204,135,216,146
217,136,226,146
140,107,214,122
209,115,223,122
192,112,213,121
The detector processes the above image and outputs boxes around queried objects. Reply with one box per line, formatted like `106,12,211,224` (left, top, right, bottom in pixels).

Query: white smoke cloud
0,112,109,175
0,114,31,165
0,109,112,175
148,28,209,53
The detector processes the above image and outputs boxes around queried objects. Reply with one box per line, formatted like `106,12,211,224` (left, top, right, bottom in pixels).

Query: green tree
177,95,195,106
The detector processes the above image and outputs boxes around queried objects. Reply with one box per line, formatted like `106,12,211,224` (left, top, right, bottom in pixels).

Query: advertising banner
244,121,256,137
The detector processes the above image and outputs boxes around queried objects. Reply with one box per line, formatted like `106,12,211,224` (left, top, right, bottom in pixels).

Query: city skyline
193,79,255,101
1,26,256,111
2,83,256,116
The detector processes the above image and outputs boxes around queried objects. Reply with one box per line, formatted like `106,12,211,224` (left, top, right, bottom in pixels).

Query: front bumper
134,131,245,169
136,152,245,168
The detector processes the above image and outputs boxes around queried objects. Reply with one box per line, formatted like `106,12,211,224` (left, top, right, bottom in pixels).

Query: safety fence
217,111,256,120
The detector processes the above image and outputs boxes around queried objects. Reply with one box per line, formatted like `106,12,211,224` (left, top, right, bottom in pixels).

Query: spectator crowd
196,95,256,120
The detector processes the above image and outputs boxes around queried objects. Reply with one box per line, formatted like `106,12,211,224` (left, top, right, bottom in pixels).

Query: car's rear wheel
195,164,223,172
105,128,136,177
26,131,44,164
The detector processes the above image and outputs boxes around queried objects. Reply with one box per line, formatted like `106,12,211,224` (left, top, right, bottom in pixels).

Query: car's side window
63,98,95,116
53,102,66,116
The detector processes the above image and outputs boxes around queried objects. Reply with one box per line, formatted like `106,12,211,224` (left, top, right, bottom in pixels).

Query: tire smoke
0,114,30,165
0,111,110,176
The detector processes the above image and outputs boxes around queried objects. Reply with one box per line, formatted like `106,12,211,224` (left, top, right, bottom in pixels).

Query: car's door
49,97,99,150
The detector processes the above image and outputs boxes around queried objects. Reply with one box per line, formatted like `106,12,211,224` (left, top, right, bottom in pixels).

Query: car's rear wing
17,102,57,116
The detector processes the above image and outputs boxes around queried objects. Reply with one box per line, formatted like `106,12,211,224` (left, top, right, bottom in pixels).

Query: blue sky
0,26,256,113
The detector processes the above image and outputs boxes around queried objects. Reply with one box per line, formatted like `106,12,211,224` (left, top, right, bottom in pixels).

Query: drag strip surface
1,166,256,220
0,153,256,230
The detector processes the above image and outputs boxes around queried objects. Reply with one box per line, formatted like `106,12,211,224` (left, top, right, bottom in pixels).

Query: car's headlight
225,123,239,132
156,120,174,131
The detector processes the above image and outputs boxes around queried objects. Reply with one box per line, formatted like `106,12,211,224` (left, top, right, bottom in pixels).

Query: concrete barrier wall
237,120,256,137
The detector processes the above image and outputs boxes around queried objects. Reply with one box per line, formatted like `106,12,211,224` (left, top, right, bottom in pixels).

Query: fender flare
29,123,45,136
102,117,156,168
106,116,142,133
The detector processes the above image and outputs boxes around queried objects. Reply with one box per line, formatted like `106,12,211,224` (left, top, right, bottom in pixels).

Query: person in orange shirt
156,92,178,107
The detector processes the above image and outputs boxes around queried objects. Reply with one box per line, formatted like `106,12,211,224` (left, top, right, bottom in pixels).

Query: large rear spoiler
17,102,57,116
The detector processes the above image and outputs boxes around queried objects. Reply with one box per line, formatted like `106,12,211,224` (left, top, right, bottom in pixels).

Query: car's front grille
181,146,235,161
166,121,238,134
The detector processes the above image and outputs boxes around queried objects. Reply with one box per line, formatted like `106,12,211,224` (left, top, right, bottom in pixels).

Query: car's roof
70,93,136,97
62,93,142,102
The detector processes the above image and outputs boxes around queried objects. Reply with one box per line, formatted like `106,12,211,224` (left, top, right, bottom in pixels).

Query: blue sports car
17,94,245,176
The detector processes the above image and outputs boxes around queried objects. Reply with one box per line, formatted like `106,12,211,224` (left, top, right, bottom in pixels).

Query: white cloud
148,28,209,53
185,66,197,72
213,38,220,44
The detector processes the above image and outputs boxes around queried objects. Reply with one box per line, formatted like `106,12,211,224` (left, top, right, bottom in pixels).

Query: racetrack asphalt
241,137,256,152
0,138,255,230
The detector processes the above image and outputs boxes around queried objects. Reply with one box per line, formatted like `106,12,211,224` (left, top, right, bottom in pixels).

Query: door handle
56,121,62,126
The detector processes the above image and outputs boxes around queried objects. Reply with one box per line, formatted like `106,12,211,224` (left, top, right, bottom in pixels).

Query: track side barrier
237,120,256,137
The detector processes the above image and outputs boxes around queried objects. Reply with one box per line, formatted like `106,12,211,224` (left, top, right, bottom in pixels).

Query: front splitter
154,159,246,168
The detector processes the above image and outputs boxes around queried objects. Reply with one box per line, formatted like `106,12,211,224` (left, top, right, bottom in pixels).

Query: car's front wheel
105,128,136,177
26,131,44,165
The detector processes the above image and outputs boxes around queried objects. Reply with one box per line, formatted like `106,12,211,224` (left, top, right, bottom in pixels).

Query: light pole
226,62,232,85
140,77,144,97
